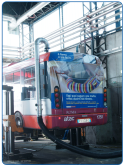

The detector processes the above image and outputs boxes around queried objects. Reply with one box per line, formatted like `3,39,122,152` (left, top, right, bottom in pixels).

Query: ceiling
3,2,38,18
2,2,65,24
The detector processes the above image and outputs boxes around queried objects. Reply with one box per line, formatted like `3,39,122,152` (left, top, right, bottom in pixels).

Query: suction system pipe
35,38,122,158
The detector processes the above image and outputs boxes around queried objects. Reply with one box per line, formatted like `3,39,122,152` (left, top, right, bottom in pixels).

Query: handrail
3,2,122,62
23,8,122,58
39,2,118,40
21,2,120,51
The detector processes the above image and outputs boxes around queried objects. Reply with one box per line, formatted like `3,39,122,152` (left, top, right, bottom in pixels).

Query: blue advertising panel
51,93,104,109
48,52,105,111
49,52,74,62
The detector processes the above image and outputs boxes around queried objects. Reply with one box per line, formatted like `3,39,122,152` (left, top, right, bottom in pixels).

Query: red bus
3,51,107,131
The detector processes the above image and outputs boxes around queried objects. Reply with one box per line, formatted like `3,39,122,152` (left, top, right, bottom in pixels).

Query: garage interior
2,1,122,164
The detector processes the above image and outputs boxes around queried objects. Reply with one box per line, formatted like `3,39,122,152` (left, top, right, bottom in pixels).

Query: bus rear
42,52,107,129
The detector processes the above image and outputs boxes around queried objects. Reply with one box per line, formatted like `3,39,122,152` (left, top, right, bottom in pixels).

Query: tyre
15,111,23,128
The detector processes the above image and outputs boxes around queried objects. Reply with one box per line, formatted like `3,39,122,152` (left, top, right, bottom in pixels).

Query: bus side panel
23,115,41,129
22,115,53,129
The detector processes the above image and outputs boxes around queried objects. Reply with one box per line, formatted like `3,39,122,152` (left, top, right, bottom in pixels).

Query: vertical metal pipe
21,23,24,58
61,5,64,49
103,2,106,29
9,91,14,153
82,2,86,53
35,38,50,117
6,91,9,115
44,61,47,97
59,6,62,50
22,23,24,47
94,2,100,54
90,2,94,55
5,91,9,153
29,23,34,57
29,23,34,43
5,127,8,153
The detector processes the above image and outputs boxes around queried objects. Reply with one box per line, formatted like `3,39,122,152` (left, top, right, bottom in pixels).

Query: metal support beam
3,87,14,154
22,24,24,47
5,91,9,153
29,23,34,43
29,23,34,57
82,2,86,53
59,6,62,50
9,91,14,153
94,42,105,50
61,5,64,49
86,43,97,54
89,2,94,55
115,8,121,32
59,5,64,49
76,128,82,146
94,2,100,54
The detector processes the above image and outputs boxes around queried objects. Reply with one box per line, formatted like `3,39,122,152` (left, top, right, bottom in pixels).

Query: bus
3,51,107,131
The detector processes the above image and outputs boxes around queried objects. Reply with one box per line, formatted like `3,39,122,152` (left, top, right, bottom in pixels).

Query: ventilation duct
3,15,17,30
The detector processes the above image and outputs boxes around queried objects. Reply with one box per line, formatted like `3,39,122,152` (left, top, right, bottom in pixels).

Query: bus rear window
25,68,31,79
25,67,35,79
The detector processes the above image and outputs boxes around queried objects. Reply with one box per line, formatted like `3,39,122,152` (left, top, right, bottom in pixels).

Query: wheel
15,111,23,128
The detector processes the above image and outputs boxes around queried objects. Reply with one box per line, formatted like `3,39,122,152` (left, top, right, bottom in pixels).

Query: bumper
23,113,107,130
43,113,107,129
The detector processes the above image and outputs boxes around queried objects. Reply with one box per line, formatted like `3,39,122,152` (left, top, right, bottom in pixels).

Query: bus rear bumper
42,113,108,129
22,113,107,130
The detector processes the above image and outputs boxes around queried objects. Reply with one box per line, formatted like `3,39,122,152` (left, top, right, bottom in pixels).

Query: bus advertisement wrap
48,52,105,110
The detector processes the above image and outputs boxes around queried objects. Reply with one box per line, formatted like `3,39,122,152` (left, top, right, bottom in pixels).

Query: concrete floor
3,138,122,165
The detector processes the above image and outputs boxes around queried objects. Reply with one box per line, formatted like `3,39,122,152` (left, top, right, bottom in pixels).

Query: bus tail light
54,86,61,109
104,98,107,102
56,103,60,108
104,87,107,107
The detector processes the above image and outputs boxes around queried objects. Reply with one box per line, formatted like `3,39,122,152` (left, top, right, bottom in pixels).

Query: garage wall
105,31,122,144
87,31,122,144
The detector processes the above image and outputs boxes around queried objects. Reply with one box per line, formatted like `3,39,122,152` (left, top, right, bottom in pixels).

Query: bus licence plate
77,118,91,123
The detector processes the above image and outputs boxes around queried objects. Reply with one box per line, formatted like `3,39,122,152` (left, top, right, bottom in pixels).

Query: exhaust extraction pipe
35,37,122,159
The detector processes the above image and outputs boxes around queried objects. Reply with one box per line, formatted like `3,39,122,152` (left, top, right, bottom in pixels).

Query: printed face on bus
94,65,104,81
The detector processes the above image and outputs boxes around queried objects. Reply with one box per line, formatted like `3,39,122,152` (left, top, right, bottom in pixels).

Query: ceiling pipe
27,14,36,19
16,2,49,27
